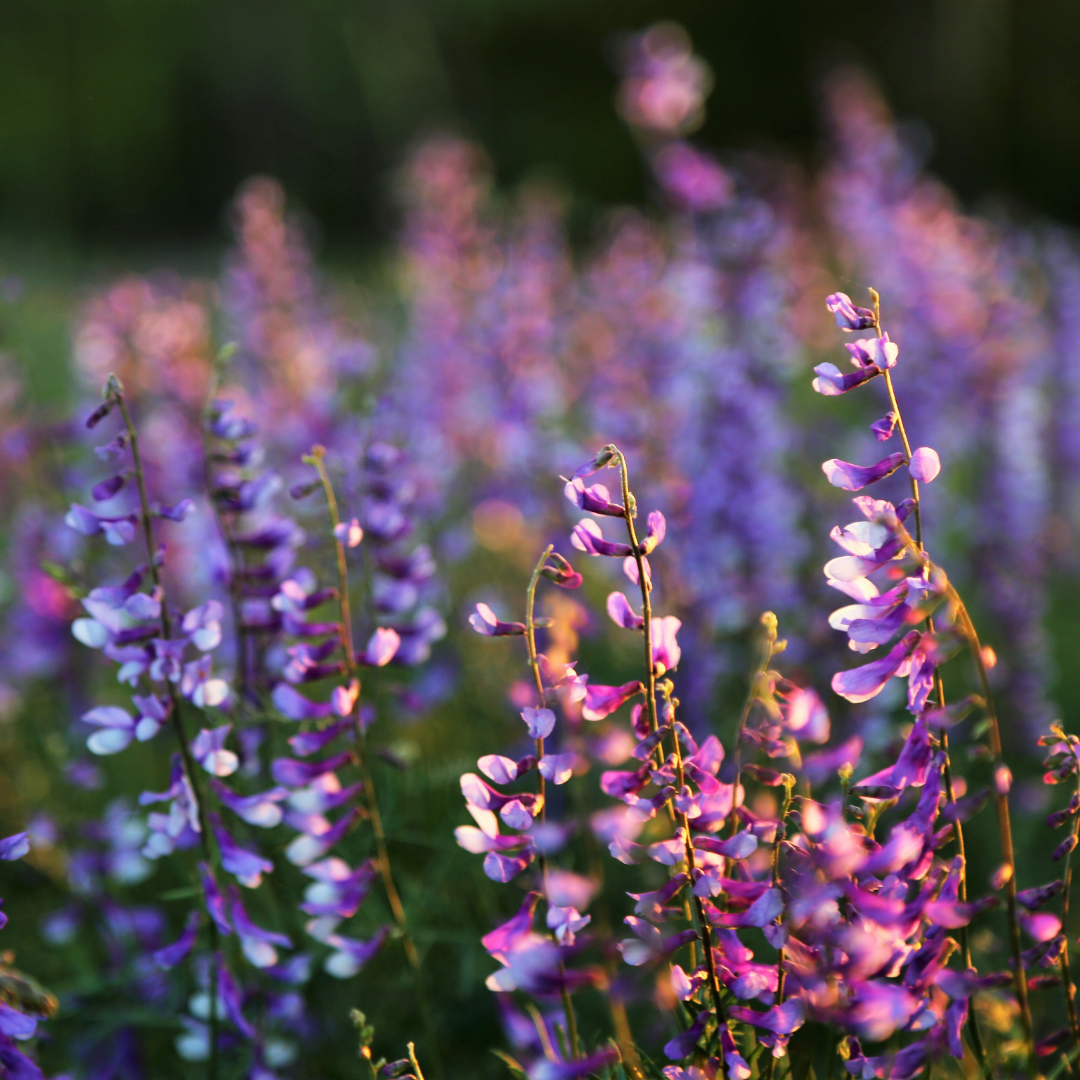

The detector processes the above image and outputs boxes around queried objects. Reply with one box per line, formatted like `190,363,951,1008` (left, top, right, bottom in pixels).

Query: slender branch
1060,770,1080,1051
868,290,989,1070
114,384,221,1080
764,778,795,1080
306,446,441,1078
609,447,727,1063
523,544,580,1060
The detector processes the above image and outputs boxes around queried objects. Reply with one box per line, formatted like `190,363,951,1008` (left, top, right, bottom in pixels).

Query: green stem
115,384,221,1080
869,291,989,1072
307,446,442,1078
1060,772,1080,1052
523,544,580,1060
610,447,727,1061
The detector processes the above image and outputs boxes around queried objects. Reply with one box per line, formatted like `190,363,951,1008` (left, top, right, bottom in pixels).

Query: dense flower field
3,21,1080,1080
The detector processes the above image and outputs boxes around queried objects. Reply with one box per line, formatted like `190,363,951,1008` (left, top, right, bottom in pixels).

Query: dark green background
0,0,1074,251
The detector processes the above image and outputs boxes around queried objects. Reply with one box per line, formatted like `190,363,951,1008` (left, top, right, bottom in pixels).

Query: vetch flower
563,477,623,516
826,291,876,331
581,681,644,721
82,705,136,755
909,446,941,484
469,602,526,637
333,518,364,547
821,453,906,492
191,725,239,777
831,631,922,703
571,518,633,558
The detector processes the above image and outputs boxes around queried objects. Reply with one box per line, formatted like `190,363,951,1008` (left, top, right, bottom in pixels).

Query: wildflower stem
764,779,795,1080
114,383,221,1080
951,592,1036,1070
308,446,442,1078
663,686,727,1037
610,448,727,1059
1060,773,1080,1049
869,292,990,1070
523,543,581,1061
728,620,776,824
894,512,1035,1066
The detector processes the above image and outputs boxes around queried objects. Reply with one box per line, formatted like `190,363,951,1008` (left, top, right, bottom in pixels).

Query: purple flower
357,627,399,667
481,892,541,963
191,725,239,777
469,603,526,637
212,814,274,887
538,754,575,785
199,862,232,936
212,782,288,828
650,616,681,673
153,498,195,522
606,592,644,630
229,887,291,967
728,998,806,1035
581,681,644,721
0,833,29,861
826,291,876,331
152,910,201,970
333,518,364,547
845,334,898,370
908,446,941,484
821,453,906,492
181,601,224,652
288,719,352,758
323,926,390,978
871,411,897,441
81,705,136,756
0,1002,37,1041
285,809,358,867
521,707,556,739
811,361,883,397
65,503,137,545
663,1009,708,1060
831,631,921,703
570,518,633,558
563,478,623,516
638,510,666,555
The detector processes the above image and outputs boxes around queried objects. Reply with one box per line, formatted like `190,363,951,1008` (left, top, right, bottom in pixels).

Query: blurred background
1,0,1076,252
3,1,1080,1076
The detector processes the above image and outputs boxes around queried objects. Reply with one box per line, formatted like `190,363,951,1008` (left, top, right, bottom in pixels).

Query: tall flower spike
818,287,1029,1071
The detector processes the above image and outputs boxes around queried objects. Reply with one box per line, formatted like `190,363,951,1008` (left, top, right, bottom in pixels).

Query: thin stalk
727,626,775,823
609,447,726,1060
764,780,795,1080
115,385,221,1080
1060,772,1080,1049
666,694,728,1041
307,446,441,1077
523,544,580,1060
948,591,1035,1071
869,291,989,1070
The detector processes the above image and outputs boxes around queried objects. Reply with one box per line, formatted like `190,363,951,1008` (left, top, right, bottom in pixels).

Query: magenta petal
822,453,906,492
909,446,941,484
831,632,921,703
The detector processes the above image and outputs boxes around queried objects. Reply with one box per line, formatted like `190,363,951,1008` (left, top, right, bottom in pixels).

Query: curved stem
869,291,989,1069
951,594,1036,1070
115,389,221,1080
764,781,795,1080
1060,773,1080,1053
308,447,441,1077
611,447,727,1062
523,544,580,1060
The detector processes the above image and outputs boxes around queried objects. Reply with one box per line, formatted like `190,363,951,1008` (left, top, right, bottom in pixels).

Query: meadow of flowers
4,21,1080,1080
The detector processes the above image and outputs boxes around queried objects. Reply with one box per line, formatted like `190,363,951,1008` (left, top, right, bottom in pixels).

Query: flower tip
908,446,941,484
